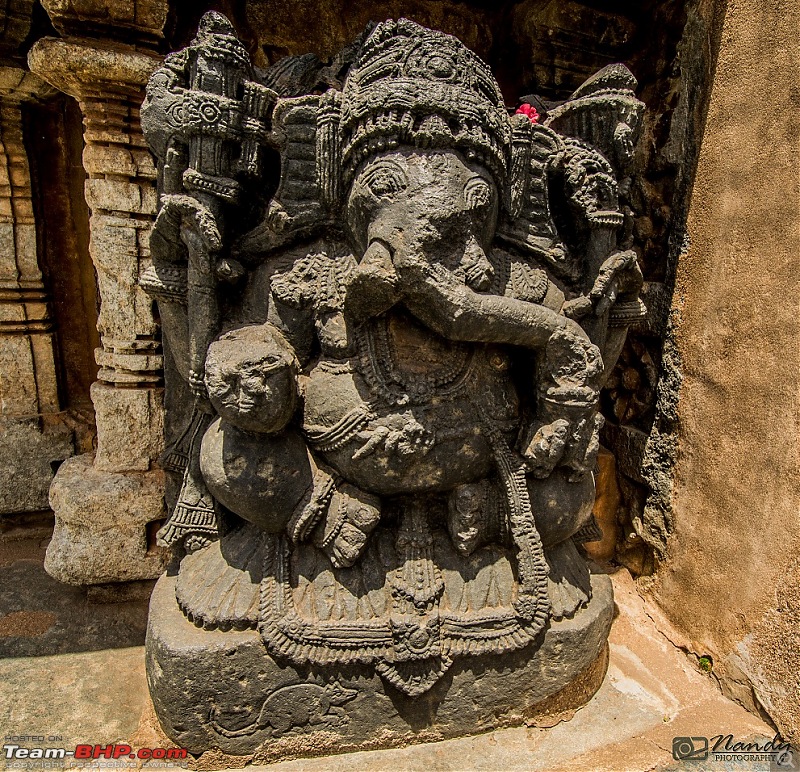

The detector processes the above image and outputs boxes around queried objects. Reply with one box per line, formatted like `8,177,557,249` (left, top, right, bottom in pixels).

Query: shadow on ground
0,513,779,771
0,512,152,658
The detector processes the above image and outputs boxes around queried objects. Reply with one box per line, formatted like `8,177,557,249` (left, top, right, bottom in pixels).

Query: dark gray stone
147,570,613,757
140,12,647,756
0,417,73,513
0,539,150,658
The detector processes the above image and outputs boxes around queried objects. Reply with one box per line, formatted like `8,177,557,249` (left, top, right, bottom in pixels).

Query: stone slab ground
0,527,778,771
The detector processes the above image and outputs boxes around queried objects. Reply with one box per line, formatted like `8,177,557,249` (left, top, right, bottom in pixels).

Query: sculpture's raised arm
140,12,276,395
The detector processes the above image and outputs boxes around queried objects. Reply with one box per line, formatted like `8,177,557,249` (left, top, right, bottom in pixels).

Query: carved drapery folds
143,13,646,749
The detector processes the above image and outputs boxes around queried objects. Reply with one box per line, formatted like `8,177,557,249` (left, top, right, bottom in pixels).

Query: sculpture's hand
590,249,642,316
563,250,643,320
157,194,245,283
522,320,603,479
544,320,604,390
561,295,593,320
522,418,571,478
352,414,433,461
157,194,222,255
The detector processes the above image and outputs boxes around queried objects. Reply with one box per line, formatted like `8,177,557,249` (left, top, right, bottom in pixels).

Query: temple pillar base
0,416,74,513
45,453,168,585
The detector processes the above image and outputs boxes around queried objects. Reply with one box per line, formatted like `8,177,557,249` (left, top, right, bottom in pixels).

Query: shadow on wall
25,94,98,416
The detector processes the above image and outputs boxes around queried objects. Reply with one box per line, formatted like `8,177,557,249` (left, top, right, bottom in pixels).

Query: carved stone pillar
28,24,170,583
38,0,169,46
0,68,75,514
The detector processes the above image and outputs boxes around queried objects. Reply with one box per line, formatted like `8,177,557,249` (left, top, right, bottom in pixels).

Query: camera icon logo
673,737,710,761
772,747,798,770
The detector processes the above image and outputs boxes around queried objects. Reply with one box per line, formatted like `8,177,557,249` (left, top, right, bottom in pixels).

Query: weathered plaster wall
650,0,800,742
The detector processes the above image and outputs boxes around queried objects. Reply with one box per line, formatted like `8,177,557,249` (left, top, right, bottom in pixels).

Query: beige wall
651,0,800,742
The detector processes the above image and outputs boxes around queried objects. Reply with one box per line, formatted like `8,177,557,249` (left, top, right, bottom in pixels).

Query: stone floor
0,513,153,659
0,520,781,772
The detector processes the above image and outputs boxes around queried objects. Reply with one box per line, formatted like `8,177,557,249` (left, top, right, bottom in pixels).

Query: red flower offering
515,103,540,124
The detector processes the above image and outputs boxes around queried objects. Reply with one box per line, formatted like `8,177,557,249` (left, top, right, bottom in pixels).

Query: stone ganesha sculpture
140,13,645,703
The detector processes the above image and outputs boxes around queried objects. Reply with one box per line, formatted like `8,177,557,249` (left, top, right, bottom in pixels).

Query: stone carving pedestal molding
147,570,614,757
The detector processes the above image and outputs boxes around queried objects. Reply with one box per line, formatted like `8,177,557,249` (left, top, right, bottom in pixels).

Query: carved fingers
562,413,603,481
158,194,248,285
313,483,382,569
562,295,593,321
523,321,603,479
188,368,212,402
160,194,223,253
544,321,604,390
351,425,390,460
522,418,571,478
351,415,434,460
522,413,602,481
151,198,185,260
157,193,225,281
590,249,642,317
562,249,643,321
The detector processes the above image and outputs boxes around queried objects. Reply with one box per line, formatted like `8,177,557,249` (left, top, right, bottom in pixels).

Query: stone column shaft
0,99,58,415
29,39,165,471
0,68,74,513
81,88,165,472
29,38,169,583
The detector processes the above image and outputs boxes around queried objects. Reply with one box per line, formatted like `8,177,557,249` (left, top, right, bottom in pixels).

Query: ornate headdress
235,19,515,254
545,64,644,173
339,19,511,188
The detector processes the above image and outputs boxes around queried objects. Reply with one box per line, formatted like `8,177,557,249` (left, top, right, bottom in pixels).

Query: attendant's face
205,333,297,434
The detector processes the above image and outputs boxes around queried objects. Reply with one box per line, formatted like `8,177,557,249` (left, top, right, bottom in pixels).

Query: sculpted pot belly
301,313,520,496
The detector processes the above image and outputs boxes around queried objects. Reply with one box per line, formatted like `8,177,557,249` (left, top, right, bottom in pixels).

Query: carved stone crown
546,63,645,173
189,11,250,69
339,18,510,187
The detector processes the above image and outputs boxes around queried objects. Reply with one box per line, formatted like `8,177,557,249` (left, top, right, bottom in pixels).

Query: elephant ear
234,89,344,259
496,116,580,285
